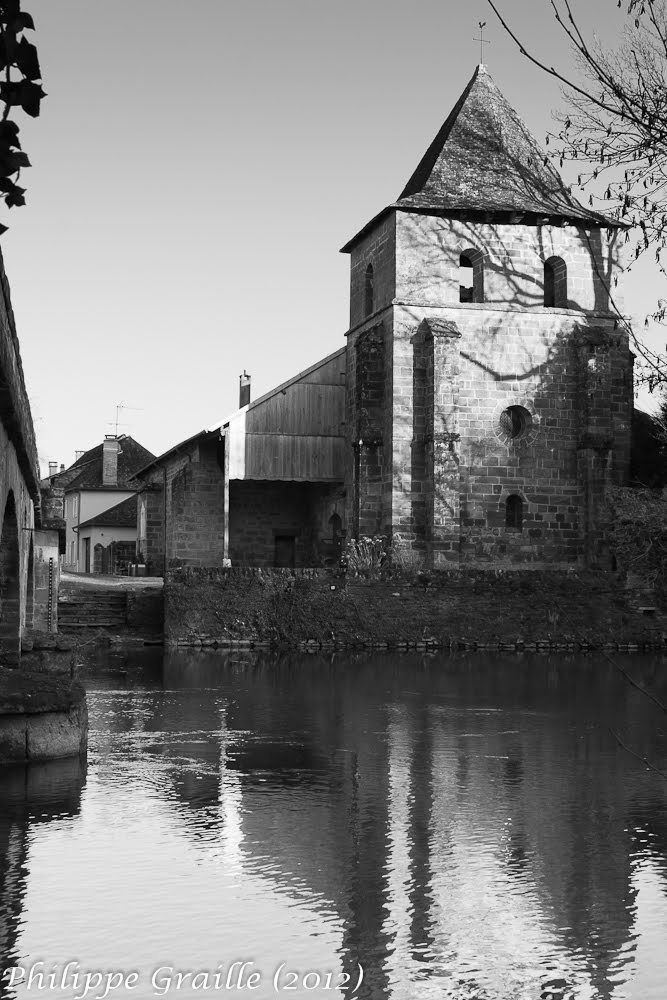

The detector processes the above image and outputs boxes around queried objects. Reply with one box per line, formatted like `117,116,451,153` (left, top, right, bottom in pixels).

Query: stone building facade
341,64,632,568
137,65,632,572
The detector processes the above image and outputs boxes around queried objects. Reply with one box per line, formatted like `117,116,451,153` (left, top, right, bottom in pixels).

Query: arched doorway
0,492,21,667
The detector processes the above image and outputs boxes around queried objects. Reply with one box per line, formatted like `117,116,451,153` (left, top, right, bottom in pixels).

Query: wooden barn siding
296,352,346,386
244,435,344,481
245,384,345,436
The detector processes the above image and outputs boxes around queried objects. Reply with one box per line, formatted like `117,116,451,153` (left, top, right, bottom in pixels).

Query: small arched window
544,256,567,307
364,263,374,317
505,495,524,532
459,249,484,303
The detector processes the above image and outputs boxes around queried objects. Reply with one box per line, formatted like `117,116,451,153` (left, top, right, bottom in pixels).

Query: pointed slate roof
342,65,613,252
41,436,156,491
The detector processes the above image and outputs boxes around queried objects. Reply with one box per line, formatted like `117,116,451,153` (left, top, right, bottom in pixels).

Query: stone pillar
138,485,165,576
423,320,461,568
222,430,231,565
32,530,60,633
0,493,20,666
576,329,614,568
356,443,385,538
353,325,386,539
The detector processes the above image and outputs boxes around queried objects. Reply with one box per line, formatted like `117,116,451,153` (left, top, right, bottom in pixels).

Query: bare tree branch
487,0,667,388
609,727,667,780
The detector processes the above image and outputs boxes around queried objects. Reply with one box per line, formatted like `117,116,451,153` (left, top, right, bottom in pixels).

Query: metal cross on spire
474,21,490,64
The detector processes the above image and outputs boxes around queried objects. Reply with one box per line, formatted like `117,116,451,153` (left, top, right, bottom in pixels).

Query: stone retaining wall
165,566,664,651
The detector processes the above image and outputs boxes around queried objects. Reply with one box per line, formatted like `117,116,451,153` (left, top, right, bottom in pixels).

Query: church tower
341,64,632,568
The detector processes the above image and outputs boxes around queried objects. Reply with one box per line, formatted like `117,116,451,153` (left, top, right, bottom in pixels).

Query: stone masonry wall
390,305,630,567
1,420,35,663
137,483,165,575
348,214,396,328
395,213,621,314
165,440,225,569
345,318,394,541
0,249,40,501
229,481,342,567
164,566,663,651
0,250,40,664
346,213,631,567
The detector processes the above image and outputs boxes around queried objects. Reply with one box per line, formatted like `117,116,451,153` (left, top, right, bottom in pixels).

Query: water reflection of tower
0,759,86,994
160,652,397,997
152,651,666,999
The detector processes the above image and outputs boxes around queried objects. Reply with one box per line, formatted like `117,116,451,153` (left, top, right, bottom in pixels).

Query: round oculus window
499,405,531,441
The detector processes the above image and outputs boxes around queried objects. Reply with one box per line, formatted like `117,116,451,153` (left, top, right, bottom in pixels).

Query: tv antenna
108,401,143,437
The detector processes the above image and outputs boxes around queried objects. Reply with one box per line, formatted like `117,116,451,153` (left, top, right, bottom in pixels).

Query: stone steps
58,592,128,631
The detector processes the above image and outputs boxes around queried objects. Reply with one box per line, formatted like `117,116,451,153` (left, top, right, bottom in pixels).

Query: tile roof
77,493,138,530
52,436,156,491
342,65,615,251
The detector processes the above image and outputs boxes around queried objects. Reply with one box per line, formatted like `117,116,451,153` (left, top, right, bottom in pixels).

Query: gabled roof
78,494,138,530
342,64,614,252
44,436,156,492
218,346,346,423
133,347,347,480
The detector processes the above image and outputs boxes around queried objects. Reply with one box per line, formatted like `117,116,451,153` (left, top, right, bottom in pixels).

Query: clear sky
1,0,661,473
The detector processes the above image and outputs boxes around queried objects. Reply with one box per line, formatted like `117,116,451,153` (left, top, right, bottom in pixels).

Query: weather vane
474,21,490,64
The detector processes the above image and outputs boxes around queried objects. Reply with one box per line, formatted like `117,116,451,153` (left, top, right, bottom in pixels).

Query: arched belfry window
459,248,484,303
364,263,374,317
544,256,567,307
505,494,524,531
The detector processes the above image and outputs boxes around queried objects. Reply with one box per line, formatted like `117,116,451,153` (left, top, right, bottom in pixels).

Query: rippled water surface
2,650,667,1000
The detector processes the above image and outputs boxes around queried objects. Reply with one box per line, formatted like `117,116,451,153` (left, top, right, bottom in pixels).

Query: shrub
344,536,388,578
390,533,425,577
604,486,667,604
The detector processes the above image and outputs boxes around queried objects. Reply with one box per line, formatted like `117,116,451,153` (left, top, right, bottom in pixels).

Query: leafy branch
0,1,45,233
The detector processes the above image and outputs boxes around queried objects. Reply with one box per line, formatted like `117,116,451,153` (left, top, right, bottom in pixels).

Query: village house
45,435,155,575
135,64,632,573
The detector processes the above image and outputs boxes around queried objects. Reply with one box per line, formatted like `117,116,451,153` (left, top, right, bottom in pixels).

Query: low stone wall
165,566,665,651
0,667,88,763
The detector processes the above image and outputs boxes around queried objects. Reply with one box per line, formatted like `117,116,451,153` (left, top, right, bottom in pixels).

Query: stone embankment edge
166,638,665,654
0,668,88,764
164,566,665,653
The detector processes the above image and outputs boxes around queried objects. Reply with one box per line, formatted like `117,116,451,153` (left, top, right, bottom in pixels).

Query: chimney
102,435,121,486
239,371,251,408
48,462,57,477
60,463,65,472
75,450,85,462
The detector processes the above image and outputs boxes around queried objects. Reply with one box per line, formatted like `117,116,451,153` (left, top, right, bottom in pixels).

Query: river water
1,650,667,1000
